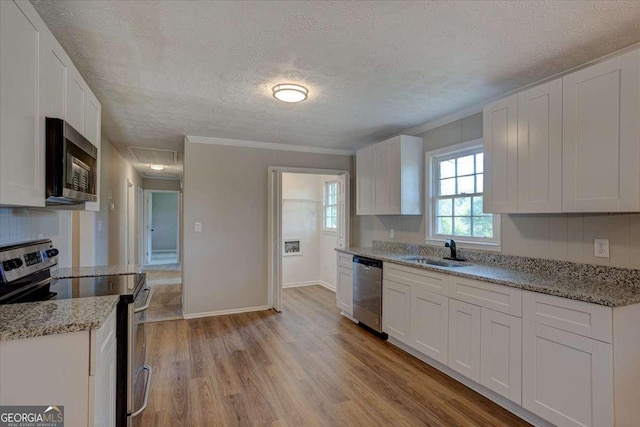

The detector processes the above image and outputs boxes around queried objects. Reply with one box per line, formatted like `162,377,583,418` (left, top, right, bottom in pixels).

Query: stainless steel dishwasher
353,256,384,334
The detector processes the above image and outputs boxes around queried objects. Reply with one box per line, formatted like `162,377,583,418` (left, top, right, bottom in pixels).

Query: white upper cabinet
484,46,640,214
517,79,563,213
0,0,45,207
356,145,375,215
562,50,640,212
66,66,86,135
0,0,101,209
356,135,423,215
483,94,518,213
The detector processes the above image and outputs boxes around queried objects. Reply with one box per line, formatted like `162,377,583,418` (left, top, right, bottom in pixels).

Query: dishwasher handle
353,256,382,269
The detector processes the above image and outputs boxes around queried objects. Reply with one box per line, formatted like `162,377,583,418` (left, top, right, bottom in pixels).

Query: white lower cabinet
480,308,522,404
0,307,117,427
411,287,448,364
522,320,613,427
447,299,482,382
337,265,353,316
382,279,412,344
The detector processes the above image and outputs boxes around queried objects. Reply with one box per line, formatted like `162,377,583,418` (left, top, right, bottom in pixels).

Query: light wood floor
146,284,182,322
139,285,531,427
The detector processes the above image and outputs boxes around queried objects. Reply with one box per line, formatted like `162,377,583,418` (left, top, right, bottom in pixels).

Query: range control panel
0,239,59,284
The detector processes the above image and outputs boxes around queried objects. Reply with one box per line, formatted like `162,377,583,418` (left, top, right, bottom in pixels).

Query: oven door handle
129,365,153,418
134,286,154,313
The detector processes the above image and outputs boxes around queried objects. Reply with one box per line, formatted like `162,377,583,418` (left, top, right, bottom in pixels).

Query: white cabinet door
480,308,522,404
337,266,353,316
356,145,375,215
562,50,640,212
93,310,117,427
382,279,412,345
84,90,101,212
412,287,448,364
517,79,563,213
0,0,45,207
523,321,613,427
373,142,390,214
448,299,481,382
66,66,85,134
483,94,518,213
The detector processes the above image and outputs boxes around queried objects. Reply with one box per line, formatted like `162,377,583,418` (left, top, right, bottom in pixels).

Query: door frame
137,186,144,265
143,189,181,265
267,167,350,312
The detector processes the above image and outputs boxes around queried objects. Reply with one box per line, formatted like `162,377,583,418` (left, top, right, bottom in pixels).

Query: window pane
453,197,471,216
453,217,471,236
457,155,475,176
475,153,484,173
440,159,455,179
331,206,337,218
457,176,474,194
476,174,483,193
436,217,452,235
329,194,337,205
440,178,455,196
473,216,493,238
472,196,484,216
437,199,453,216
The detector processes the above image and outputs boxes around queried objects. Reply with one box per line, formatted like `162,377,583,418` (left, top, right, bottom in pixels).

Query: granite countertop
0,295,119,341
52,264,141,279
338,247,640,307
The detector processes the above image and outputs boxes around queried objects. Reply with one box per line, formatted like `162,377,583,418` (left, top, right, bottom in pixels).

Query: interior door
145,191,153,264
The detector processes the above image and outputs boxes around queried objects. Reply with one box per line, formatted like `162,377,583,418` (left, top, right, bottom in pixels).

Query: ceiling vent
128,146,177,165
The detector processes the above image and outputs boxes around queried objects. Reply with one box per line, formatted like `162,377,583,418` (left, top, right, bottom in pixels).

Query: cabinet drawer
523,291,612,343
383,263,449,296
337,253,353,269
448,277,522,317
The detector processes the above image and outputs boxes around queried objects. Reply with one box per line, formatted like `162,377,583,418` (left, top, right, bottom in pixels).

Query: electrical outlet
194,222,202,233
594,239,610,258
390,228,395,239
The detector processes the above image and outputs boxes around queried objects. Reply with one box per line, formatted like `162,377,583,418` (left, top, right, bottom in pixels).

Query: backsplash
371,240,640,286
0,207,71,267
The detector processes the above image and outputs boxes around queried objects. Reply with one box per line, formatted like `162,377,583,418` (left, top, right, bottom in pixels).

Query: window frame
323,180,338,233
425,138,501,251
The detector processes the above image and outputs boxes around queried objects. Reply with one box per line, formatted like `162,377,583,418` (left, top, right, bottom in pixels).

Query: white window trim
425,138,501,252
322,180,338,234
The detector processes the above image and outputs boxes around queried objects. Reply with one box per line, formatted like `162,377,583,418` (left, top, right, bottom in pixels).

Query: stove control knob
46,248,59,258
2,258,23,272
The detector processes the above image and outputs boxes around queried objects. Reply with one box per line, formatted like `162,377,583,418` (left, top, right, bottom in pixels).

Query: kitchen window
323,181,338,231
426,139,500,249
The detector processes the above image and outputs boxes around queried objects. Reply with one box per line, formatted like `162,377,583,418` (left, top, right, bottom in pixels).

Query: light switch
390,228,395,239
194,222,202,233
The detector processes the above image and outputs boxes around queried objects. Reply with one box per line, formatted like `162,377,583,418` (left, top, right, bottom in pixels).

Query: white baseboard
182,304,270,319
387,338,553,427
283,280,336,292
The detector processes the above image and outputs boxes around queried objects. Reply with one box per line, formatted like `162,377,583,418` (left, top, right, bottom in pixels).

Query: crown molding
185,135,355,156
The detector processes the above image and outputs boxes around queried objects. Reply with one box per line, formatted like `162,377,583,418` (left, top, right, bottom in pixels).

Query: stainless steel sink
399,256,471,268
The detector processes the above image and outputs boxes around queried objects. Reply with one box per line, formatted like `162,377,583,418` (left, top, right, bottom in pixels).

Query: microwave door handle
134,287,154,313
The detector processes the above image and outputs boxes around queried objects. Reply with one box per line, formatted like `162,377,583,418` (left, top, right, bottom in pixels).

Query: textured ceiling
31,0,640,176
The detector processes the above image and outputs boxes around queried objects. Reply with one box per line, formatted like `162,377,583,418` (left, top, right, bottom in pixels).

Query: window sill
425,238,502,253
322,229,337,236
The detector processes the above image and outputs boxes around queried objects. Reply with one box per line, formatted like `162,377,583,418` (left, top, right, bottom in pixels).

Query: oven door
128,285,153,425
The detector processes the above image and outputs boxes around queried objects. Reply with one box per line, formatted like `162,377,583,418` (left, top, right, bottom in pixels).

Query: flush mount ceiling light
272,83,308,103
149,164,165,171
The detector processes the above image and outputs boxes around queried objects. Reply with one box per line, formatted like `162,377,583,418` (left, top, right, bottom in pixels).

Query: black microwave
45,118,98,205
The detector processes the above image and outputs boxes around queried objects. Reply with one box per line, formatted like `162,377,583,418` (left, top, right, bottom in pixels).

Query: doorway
268,168,350,312
144,190,180,265
142,189,182,322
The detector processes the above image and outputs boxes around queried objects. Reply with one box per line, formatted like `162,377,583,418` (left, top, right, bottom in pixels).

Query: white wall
182,141,352,317
355,112,640,269
281,173,338,290
143,178,181,192
95,134,143,265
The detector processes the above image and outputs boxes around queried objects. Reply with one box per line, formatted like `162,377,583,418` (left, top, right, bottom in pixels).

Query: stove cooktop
0,273,145,305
